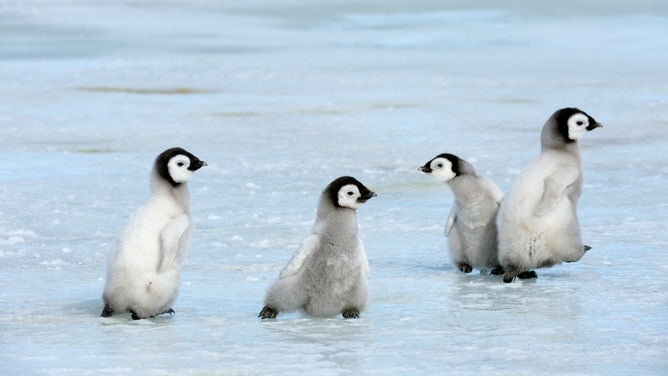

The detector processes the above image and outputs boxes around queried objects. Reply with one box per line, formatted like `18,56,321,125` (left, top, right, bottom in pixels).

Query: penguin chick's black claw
517,271,538,279
258,306,278,319
100,303,114,317
161,308,175,316
458,263,473,273
342,308,360,319
490,267,504,276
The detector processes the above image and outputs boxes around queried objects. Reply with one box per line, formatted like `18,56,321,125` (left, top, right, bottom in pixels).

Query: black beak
418,166,432,173
359,191,377,203
586,122,604,131
189,160,207,171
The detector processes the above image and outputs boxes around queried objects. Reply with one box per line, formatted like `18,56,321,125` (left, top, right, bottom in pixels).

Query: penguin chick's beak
587,122,604,131
189,160,208,171
418,166,432,173
359,191,377,203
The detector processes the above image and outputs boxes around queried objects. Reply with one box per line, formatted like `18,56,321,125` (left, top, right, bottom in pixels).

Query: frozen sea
1,0,667,374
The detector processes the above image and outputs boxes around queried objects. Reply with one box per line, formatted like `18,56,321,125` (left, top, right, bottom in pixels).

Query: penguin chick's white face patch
567,113,590,141
429,157,456,183
337,184,364,209
167,154,194,183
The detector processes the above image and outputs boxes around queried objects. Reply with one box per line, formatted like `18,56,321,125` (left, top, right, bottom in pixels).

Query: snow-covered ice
1,0,667,374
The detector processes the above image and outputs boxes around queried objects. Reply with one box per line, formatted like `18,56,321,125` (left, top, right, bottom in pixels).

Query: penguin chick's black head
553,107,603,143
325,176,377,208
418,153,461,176
155,147,207,187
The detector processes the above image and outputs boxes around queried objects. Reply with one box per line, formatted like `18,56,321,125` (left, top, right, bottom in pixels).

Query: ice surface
1,0,667,374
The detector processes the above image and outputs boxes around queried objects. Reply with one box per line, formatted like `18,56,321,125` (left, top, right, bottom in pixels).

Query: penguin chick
101,147,206,319
419,153,503,274
497,108,603,283
259,176,376,319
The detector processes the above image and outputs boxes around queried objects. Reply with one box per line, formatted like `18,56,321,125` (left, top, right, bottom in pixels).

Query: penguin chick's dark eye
576,121,584,126
437,163,443,168
177,162,184,167
347,191,354,196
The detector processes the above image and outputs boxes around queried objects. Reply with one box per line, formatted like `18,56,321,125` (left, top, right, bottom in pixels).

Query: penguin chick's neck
448,175,486,206
315,198,359,240
540,122,581,154
151,170,191,211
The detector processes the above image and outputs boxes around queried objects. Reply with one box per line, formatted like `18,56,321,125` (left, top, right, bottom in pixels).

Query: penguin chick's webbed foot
100,303,114,317
490,267,504,276
161,308,175,316
458,263,473,273
342,308,360,319
503,265,519,283
517,271,538,279
258,306,278,319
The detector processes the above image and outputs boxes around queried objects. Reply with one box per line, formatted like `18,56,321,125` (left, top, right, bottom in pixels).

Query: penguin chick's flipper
584,245,592,252
342,308,360,319
458,263,473,273
517,270,538,279
158,214,191,273
444,205,456,237
258,306,278,319
279,234,319,279
100,303,114,317
533,167,579,217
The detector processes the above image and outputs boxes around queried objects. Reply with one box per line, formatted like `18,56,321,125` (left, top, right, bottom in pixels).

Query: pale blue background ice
1,1,667,374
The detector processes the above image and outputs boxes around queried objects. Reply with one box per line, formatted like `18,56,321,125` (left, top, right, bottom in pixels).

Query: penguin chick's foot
161,308,175,316
517,270,538,280
490,267,504,276
458,263,473,273
342,308,360,319
100,303,114,317
258,306,278,319
503,266,519,283
131,310,142,320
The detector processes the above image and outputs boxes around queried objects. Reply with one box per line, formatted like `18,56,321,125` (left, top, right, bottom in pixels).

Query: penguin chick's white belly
301,238,367,317
498,160,583,269
103,196,191,318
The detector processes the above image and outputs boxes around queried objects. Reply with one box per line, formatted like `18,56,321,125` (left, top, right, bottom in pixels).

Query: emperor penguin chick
101,147,206,319
419,153,503,274
259,176,376,319
497,108,603,283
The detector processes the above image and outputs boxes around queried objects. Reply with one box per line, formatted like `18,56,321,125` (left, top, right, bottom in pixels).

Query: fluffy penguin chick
419,153,503,274
101,147,206,319
259,176,376,319
497,108,603,283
